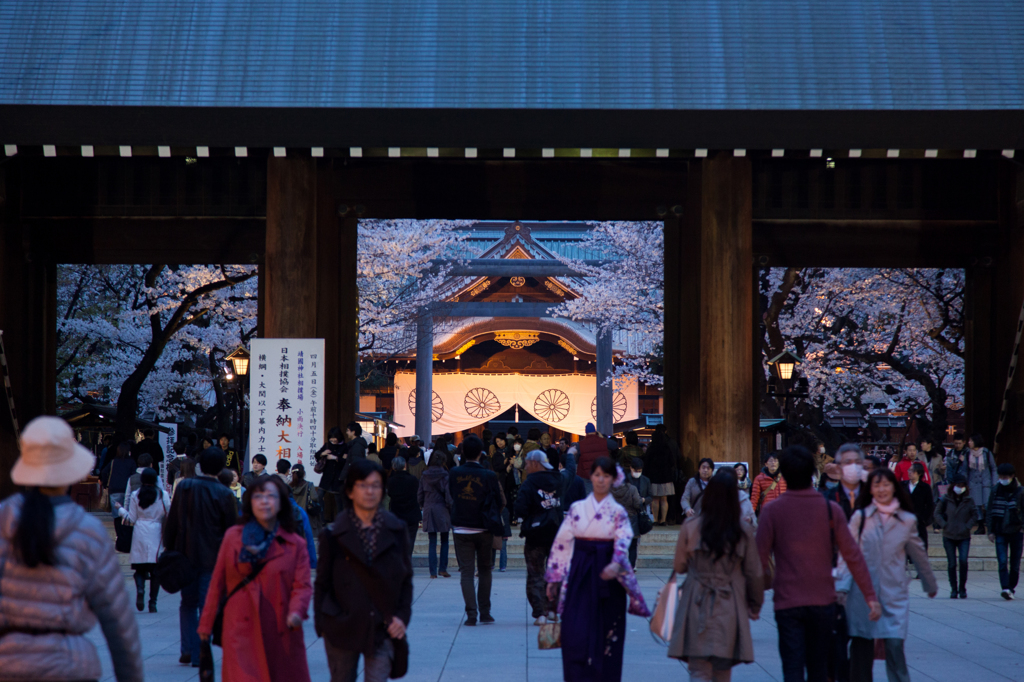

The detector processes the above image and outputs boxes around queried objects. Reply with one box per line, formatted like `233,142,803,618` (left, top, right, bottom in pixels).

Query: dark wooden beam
335,160,688,221
25,217,265,264
4,104,1024,150
753,219,999,268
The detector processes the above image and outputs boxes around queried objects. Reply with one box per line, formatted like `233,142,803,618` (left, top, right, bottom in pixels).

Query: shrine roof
3,1,1022,148
3,0,1021,111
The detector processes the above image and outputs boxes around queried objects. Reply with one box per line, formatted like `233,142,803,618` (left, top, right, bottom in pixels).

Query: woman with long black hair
0,416,143,681
115,467,171,612
545,457,650,681
670,467,764,681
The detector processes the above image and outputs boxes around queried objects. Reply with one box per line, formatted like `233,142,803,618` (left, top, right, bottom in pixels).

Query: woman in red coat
199,475,312,682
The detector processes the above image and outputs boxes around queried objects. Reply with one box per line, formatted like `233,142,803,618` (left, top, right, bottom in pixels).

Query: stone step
91,513,1003,573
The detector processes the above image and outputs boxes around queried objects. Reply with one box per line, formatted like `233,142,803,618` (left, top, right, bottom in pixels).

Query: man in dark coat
514,450,563,624
903,462,935,549
448,435,503,626
163,447,237,666
315,458,412,679
131,428,165,475
387,456,422,553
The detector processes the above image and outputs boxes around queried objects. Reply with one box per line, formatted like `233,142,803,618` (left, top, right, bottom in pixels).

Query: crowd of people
1,415,1023,682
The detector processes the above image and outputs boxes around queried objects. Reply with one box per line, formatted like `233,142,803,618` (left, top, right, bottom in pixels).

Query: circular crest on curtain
408,389,445,422
464,388,501,419
591,392,628,422
534,389,570,422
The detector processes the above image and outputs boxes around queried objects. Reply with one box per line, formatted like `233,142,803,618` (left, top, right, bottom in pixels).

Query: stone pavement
86,566,1024,682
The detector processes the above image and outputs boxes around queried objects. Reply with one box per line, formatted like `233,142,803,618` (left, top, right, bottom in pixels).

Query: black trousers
453,532,494,619
775,604,835,682
827,604,849,682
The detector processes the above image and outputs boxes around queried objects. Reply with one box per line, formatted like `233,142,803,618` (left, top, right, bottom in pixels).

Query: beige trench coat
668,518,764,664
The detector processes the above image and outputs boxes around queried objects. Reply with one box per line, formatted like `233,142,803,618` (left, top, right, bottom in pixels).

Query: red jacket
199,524,312,682
751,470,788,514
575,433,609,479
893,458,931,485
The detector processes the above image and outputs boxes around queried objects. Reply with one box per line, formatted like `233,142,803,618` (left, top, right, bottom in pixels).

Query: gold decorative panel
557,339,578,355
494,331,540,349
510,276,526,287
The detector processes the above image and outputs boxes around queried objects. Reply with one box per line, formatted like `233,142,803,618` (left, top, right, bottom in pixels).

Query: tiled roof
1,0,1022,110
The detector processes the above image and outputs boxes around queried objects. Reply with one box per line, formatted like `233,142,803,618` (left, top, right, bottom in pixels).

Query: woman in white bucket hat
0,416,144,682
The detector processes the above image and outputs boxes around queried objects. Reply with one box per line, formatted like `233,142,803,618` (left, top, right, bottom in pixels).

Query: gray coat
680,477,707,516
417,466,454,533
0,494,144,682
838,505,938,640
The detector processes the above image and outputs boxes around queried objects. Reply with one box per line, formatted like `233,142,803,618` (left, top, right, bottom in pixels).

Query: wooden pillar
985,162,1024,471
0,164,57,497
672,154,754,468
415,314,434,442
265,157,357,439
595,328,614,435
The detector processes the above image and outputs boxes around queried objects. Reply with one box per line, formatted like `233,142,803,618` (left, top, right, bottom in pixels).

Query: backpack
523,488,562,545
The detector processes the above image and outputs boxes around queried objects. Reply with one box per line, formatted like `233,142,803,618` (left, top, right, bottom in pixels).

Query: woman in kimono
546,457,650,682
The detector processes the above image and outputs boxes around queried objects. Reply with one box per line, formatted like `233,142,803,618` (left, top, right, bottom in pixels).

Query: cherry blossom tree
357,219,472,381
762,267,964,441
549,221,664,385
57,264,258,439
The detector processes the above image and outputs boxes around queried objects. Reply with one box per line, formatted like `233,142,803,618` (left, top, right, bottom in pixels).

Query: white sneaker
1001,589,1012,600
533,616,547,626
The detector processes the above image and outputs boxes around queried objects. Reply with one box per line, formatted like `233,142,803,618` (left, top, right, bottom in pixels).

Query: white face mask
514,443,522,452
953,486,966,495
631,472,641,479
819,446,826,454
841,463,863,485
999,478,1013,486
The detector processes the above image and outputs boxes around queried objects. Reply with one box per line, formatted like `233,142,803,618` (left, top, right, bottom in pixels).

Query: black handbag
114,518,134,553
390,636,409,679
155,550,199,594
212,560,269,646
638,510,654,535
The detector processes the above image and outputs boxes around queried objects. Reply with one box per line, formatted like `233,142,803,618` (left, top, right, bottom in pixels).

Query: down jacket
0,494,143,682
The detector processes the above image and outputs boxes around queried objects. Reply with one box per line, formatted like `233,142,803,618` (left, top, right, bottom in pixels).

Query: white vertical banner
159,423,178,487
249,339,326,486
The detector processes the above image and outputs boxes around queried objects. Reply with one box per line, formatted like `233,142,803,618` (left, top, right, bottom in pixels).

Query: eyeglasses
354,482,383,492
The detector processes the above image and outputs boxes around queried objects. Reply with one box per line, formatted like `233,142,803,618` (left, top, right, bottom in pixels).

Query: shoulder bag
212,560,269,646
649,571,679,644
755,478,778,516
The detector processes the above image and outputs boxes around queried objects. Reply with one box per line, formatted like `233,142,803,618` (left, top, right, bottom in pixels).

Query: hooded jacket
0,495,144,682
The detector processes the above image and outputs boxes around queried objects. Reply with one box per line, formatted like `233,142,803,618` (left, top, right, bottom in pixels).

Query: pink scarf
874,498,901,521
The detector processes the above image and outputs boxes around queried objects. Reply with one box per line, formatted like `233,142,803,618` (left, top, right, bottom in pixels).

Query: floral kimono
546,493,650,682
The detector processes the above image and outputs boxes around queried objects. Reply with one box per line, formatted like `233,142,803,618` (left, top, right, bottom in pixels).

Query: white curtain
392,371,638,437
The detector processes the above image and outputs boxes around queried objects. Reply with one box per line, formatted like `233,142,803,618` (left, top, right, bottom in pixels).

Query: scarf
239,520,278,564
874,498,901,520
230,483,243,502
348,507,385,565
970,449,986,471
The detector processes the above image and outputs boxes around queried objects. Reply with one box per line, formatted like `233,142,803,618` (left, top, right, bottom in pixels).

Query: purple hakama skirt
560,539,627,682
